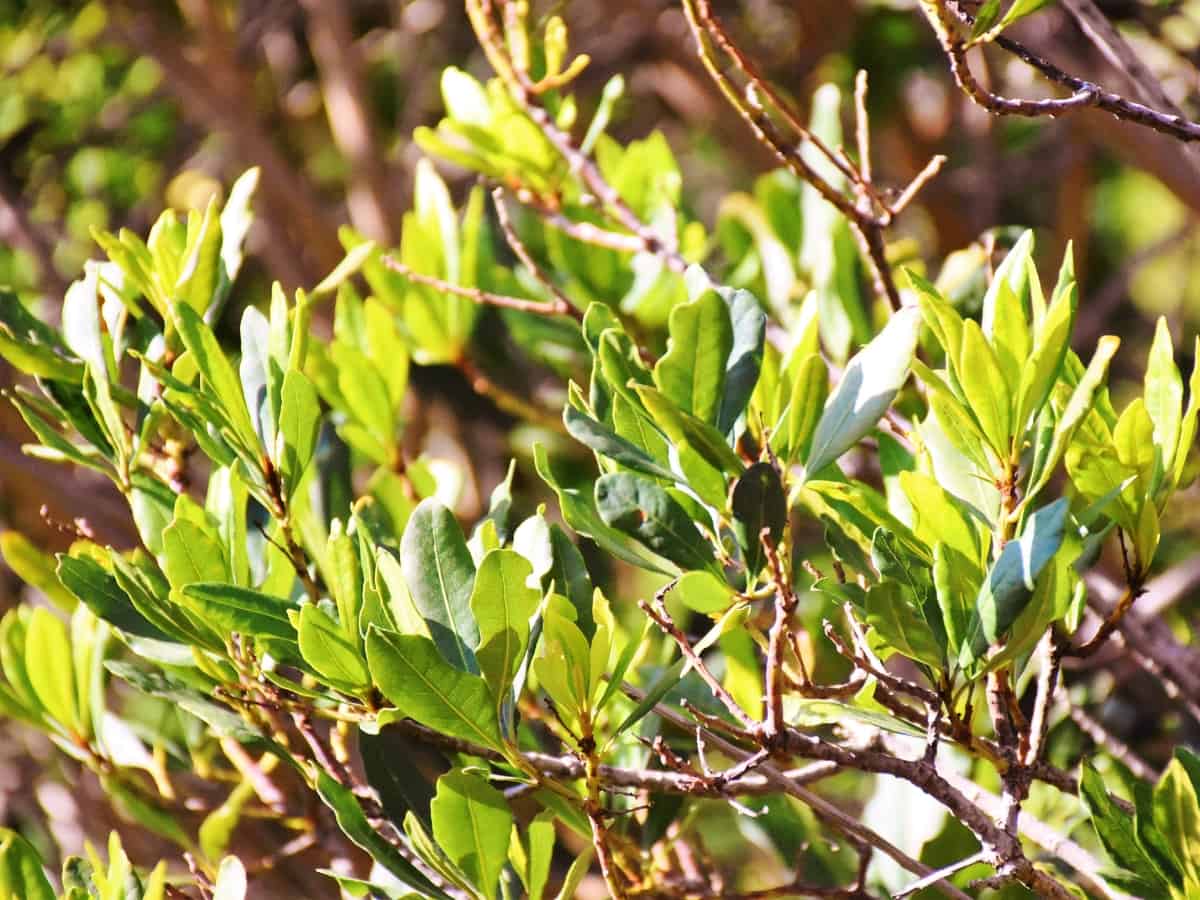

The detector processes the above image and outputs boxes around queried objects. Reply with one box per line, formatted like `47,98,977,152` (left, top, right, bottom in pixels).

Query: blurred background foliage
1,0,1199,893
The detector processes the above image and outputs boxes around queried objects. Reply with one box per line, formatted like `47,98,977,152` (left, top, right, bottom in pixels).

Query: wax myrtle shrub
1,3,1200,899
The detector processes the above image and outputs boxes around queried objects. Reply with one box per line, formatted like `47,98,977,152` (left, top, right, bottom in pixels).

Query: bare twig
490,187,584,322
382,255,573,318
928,0,1200,144
639,588,758,731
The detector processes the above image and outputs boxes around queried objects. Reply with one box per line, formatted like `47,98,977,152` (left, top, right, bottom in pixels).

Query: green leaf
997,0,1049,32
730,461,787,574
970,0,1004,37
1080,760,1171,895
173,304,259,455
981,229,1033,337
1025,337,1121,505
400,499,479,673
632,384,744,474
277,370,321,499
0,828,55,900
1154,756,1200,886
316,771,451,899
718,287,767,437
525,811,556,900
865,580,943,670
179,583,297,643
1175,336,1200,488
933,542,976,659
314,240,377,296
653,289,732,424
671,570,735,614
57,555,167,641
430,771,513,900
366,629,503,750
178,199,222,315
563,403,677,481
25,608,80,733
958,319,1012,456
1145,317,1184,482
553,847,595,900
200,781,254,863
960,498,1068,669
899,472,986,566
0,532,76,612
804,307,920,478
771,353,827,465
595,473,718,573
533,443,675,576
162,519,228,589
470,549,540,710
299,604,369,690
1016,274,1075,434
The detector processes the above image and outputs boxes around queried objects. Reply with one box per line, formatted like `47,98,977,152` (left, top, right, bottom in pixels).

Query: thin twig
381,255,572,317
931,0,1200,143
490,187,583,321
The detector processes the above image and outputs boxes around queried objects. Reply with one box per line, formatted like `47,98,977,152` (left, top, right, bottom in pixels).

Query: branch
381,255,574,318
1068,704,1160,783
490,187,584,322
623,686,976,900
927,0,1200,144
466,0,688,273
300,0,397,245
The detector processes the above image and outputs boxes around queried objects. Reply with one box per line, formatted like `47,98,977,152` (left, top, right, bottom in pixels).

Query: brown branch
762,528,797,741
931,0,1200,144
382,255,573,318
651,706,976,899
490,187,584,322
300,0,397,245
466,0,687,273
639,587,759,732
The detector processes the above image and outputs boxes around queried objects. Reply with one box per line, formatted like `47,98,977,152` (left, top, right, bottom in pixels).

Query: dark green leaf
564,404,677,481
533,443,675,576
717,287,767,437
596,473,717,573
730,461,786,574
180,583,297,643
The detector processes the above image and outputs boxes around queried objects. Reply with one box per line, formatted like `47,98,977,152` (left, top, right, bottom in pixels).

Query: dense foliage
1,1,1200,898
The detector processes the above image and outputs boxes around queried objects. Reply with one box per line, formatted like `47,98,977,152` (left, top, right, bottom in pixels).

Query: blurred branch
1077,222,1195,346
1067,704,1159,782
108,0,341,288
1059,0,1195,137
300,0,398,245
